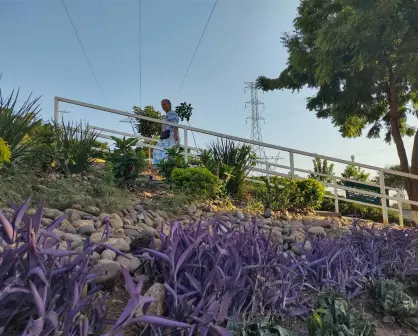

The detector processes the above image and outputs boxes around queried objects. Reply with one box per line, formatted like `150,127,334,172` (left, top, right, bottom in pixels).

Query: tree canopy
341,155,369,182
309,156,335,183
257,0,418,201
133,106,162,139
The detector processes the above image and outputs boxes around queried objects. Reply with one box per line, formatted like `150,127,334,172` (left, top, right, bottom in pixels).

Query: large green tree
309,156,335,183
257,0,418,221
133,105,162,139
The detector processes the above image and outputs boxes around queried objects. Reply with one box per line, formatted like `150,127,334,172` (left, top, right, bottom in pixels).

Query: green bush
156,146,188,180
307,291,376,336
254,177,325,211
171,167,221,200
320,195,399,223
201,139,256,197
106,136,146,186
0,137,11,169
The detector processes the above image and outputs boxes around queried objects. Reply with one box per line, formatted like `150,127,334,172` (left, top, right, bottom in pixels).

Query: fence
54,96,418,227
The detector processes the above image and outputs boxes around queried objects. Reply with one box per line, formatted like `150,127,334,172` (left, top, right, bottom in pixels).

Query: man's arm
174,127,179,141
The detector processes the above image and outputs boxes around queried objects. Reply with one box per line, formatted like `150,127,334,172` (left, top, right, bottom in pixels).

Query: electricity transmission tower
245,82,266,160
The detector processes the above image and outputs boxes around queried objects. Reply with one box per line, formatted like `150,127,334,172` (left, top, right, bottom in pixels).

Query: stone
41,218,53,226
112,229,126,239
272,220,282,228
116,254,141,272
101,249,117,261
73,219,95,229
122,217,134,227
188,205,197,215
85,206,101,216
92,260,122,289
143,217,154,227
307,226,327,237
98,213,111,222
109,214,123,230
124,228,141,238
79,224,96,235
90,232,104,243
235,211,245,220
60,220,77,234
156,210,169,219
263,209,272,219
43,208,64,219
108,238,130,252
130,231,153,251
135,283,166,317
315,219,332,229
92,252,100,261
63,233,82,244
153,217,164,228
286,231,305,243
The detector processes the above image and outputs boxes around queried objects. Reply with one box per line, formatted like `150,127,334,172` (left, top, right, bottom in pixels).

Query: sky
1,0,417,178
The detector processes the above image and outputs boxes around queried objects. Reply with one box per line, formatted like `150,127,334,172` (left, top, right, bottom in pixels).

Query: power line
177,0,218,95
138,0,142,108
61,0,106,100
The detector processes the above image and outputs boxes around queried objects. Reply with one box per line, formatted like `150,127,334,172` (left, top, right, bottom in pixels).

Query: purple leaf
210,325,232,336
128,315,191,328
0,211,16,243
29,281,45,318
185,272,202,293
141,248,172,264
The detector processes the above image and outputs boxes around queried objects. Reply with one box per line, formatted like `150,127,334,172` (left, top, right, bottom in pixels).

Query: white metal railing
54,96,418,227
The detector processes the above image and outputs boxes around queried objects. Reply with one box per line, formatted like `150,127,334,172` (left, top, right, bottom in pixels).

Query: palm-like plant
0,87,42,164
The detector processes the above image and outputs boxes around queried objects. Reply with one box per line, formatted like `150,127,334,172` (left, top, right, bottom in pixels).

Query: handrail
55,96,417,226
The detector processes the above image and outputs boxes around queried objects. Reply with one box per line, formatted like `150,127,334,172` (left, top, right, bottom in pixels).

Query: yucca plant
307,291,376,336
201,139,256,196
54,121,100,175
370,279,418,331
0,87,42,164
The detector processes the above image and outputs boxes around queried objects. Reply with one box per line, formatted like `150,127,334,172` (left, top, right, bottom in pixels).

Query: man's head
161,99,172,113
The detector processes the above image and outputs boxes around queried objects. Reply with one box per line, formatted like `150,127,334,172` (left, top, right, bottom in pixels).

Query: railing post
334,187,339,213
397,190,404,228
266,163,271,184
379,170,389,224
183,129,188,163
289,152,295,180
54,97,59,123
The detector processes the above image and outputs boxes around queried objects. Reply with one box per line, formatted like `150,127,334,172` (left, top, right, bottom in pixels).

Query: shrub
320,196,399,223
201,139,256,197
106,136,146,186
54,121,100,175
254,177,325,211
171,167,221,200
156,146,188,180
307,291,376,335
133,105,163,138
0,88,42,163
0,137,11,169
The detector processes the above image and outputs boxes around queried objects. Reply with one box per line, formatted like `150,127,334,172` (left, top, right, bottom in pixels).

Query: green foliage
227,316,303,336
373,164,407,191
171,167,221,201
0,88,42,163
201,139,256,197
106,136,145,186
309,157,335,183
307,291,376,336
256,177,325,211
175,102,193,122
133,105,163,138
320,196,399,223
370,279,418,331
29,122,59,171
341,156,370,182
54,121,99,175
156,146,188,180
0,137,11,169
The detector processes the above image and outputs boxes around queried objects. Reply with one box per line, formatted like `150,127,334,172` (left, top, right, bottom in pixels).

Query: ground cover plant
135,218,418,334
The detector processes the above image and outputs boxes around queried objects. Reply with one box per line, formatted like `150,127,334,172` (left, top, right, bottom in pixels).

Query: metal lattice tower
245,82,266,160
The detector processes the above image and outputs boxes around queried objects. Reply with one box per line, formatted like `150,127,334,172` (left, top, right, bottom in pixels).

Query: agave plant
0,87,42,164
370,279,418,331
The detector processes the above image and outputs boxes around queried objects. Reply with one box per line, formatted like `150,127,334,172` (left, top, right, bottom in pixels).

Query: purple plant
0,199,190,336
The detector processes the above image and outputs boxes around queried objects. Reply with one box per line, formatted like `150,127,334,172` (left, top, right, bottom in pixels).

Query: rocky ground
0,183,411,335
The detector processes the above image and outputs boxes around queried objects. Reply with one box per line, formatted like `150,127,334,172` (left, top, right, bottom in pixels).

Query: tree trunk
387,73,418,223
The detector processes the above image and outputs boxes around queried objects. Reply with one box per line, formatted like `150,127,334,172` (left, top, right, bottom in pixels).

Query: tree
133,106,162,139
341,155,369,182
373,164,407,191
309,156,335,183
257,0,418,222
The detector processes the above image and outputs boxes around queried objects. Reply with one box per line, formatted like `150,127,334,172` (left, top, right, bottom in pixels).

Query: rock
65,209,88,222
101,249,117,261
307,226,327,237
263,209,272,219
63,233,83,244
143,217,154,227
130,231,153,251
156,210,168,219
124,228,141,238
108,214,123,230
202,204,212,212
90,232,104,243
79,224,96,235
108,238,130,252
43,208,64,219
135,283,166,317
60,220,77,234
235,211,245,220
116,254,141,272
85,206,101,216
92,252,100,261
41,218,53,226
135,222,158,236
188,205,197,215
98,213,111,222
286,231,305,243
153,217,164,228
92,260,122,289
72,219,95,229
112,229,125,239
315,219,332,229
